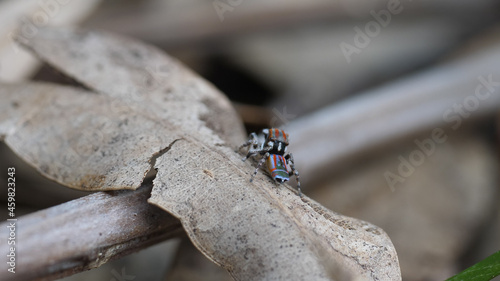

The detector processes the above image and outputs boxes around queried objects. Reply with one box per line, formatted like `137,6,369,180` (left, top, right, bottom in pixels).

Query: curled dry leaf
0,27,401,280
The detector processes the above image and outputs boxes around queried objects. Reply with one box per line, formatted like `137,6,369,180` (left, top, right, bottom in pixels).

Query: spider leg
237,133,258,151
239,133,260,161
250,152,269,182
244,141,272,160
285,153,302,197
242,150,257,161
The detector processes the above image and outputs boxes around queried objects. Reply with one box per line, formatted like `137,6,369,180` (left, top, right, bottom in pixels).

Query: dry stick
285,35,500,183
84,0,346,46
84,0,483,48
0,183,182,281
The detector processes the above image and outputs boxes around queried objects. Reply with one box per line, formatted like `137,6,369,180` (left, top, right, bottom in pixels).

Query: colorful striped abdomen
267,128,289,145
266,154,289,183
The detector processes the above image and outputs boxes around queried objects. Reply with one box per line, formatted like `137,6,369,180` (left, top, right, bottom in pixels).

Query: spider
238,128,302,197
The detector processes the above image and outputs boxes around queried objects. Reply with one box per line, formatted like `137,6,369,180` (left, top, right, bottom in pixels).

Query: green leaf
446,250,500,281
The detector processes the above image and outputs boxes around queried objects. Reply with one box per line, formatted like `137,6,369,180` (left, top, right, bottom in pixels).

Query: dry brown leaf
0,27,401,280
15,26,243,148
150,138,401,280
0,0,103,82
0,82,179,190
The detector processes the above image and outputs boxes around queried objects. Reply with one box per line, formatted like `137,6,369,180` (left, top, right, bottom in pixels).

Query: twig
285,32,500,183
84,0,497,48
0,183,182,281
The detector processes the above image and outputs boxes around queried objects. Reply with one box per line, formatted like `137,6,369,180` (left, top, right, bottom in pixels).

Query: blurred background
1,0,500,280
